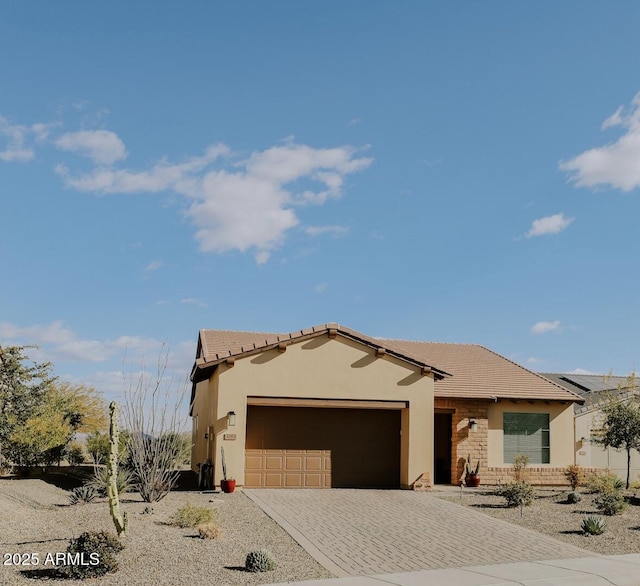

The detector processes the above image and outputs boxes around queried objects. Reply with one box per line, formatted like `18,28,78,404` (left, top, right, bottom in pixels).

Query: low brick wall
481,466,602,486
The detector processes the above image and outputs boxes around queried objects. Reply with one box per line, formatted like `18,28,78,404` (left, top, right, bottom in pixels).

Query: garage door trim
247,396,408,409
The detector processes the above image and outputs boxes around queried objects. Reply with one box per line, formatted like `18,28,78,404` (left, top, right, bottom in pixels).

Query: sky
2,2,640,411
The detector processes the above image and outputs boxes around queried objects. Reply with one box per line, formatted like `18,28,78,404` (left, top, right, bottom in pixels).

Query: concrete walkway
267,554,640,585
244,489,592,578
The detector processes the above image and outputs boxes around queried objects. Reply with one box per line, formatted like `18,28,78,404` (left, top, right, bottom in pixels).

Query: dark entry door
434,412,452,484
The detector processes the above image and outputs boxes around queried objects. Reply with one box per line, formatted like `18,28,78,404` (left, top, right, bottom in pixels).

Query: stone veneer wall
435,397,489,485
482,467,601,486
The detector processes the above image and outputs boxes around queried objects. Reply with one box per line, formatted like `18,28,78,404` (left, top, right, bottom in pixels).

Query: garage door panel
285,456,302,471
245,406,400,488
284,473,302,487
245,472,262,487
265,455,284,469
245,455,262,470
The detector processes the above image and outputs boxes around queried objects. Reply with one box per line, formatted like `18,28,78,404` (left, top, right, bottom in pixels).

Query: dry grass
437,486,640,556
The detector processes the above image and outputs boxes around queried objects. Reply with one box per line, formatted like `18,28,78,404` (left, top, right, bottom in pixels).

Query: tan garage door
245,406,400,488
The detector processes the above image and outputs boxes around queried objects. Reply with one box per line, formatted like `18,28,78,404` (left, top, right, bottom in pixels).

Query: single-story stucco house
189,323,584,490
541,372,640,483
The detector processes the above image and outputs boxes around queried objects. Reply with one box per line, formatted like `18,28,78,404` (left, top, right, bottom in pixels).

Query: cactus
221,445,228,480
581,515,606,535
245,549,277,572
465,454,480,476
108,402,127,536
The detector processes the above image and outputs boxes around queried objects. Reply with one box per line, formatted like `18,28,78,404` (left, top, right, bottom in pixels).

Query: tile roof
194,324,583,403
383,341,583,402
196,323,450,379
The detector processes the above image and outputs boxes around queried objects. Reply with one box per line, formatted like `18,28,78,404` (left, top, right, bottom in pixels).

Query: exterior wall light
228,411,236,426
469,418,478,433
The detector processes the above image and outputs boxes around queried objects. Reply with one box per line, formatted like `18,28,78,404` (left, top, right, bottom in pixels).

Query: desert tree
6,381,107,466
121,345,188,502
0,345,55,464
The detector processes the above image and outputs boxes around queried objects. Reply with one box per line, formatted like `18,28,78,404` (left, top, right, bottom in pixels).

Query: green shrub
170,503,214,528
245,549,277,572
497,481,535,507
69,485,99,505
594,491,628,516
64,442,85,465
581,516,606,535
567,491,582,504
57,531,124,578
585,471,624,494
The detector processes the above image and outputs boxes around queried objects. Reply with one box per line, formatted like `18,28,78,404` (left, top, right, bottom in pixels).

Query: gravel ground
436,486,640,556
0,478,332,586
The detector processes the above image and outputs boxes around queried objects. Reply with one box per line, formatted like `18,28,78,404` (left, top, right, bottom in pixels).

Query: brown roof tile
195,325,583,403
381,340,583,402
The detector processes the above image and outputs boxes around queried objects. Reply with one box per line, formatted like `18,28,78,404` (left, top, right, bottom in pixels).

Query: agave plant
581,515,606,535
69,485,100,505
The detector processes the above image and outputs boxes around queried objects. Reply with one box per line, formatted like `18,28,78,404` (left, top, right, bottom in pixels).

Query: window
503,413,550,464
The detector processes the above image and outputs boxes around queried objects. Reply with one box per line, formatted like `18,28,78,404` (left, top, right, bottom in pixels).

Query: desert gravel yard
437,487,640,556
0,478,332,586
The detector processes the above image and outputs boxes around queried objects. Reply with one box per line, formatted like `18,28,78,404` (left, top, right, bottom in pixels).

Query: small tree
595,373,640,489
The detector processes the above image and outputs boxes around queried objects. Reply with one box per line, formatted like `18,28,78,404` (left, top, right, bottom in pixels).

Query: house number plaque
223,434,237,441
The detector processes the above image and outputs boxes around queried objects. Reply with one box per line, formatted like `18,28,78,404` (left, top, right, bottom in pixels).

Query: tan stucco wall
487,401,574,467
191,334,435,488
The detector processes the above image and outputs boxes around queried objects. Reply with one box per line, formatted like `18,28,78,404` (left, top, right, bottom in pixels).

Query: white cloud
0,109,372,264
59,141,371,262
180,298,208,307
55,130,128,165
0,320,163,363
144,260,162,272
55,143,230,193
305,225,349,237
530,320,562,335
568,368,599,375
255,251,271,265
602,106,624,130
315,282,328,293
527,357,543,364
525,213,574,238
560,92,640,191
0,115,35,162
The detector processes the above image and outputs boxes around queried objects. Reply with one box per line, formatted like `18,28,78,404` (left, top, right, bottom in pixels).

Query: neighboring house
541,373,640,483
189,323,583,490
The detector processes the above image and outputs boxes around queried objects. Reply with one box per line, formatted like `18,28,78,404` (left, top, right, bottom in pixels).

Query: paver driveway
244,489,592,578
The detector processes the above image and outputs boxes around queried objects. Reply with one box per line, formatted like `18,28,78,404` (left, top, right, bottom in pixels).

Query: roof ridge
378,338,480,346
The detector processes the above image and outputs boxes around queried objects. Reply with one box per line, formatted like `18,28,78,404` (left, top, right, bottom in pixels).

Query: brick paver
244,489,592,577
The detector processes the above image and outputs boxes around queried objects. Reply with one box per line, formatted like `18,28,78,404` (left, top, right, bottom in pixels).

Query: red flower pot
465,474,480,487
221,479,236,493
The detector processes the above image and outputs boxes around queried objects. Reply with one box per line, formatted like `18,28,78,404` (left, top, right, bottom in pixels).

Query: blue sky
2,2,640,405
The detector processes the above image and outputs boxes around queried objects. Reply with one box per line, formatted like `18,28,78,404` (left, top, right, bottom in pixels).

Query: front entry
245,405,401,488
434,412,452,484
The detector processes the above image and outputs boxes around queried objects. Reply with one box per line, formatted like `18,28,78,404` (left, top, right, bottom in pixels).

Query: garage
244,404,401,488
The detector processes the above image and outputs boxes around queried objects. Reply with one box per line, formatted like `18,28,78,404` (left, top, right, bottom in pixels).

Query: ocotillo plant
108,402,127,536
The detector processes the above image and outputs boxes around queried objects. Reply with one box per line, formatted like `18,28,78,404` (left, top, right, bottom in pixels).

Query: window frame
503,412,550,465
